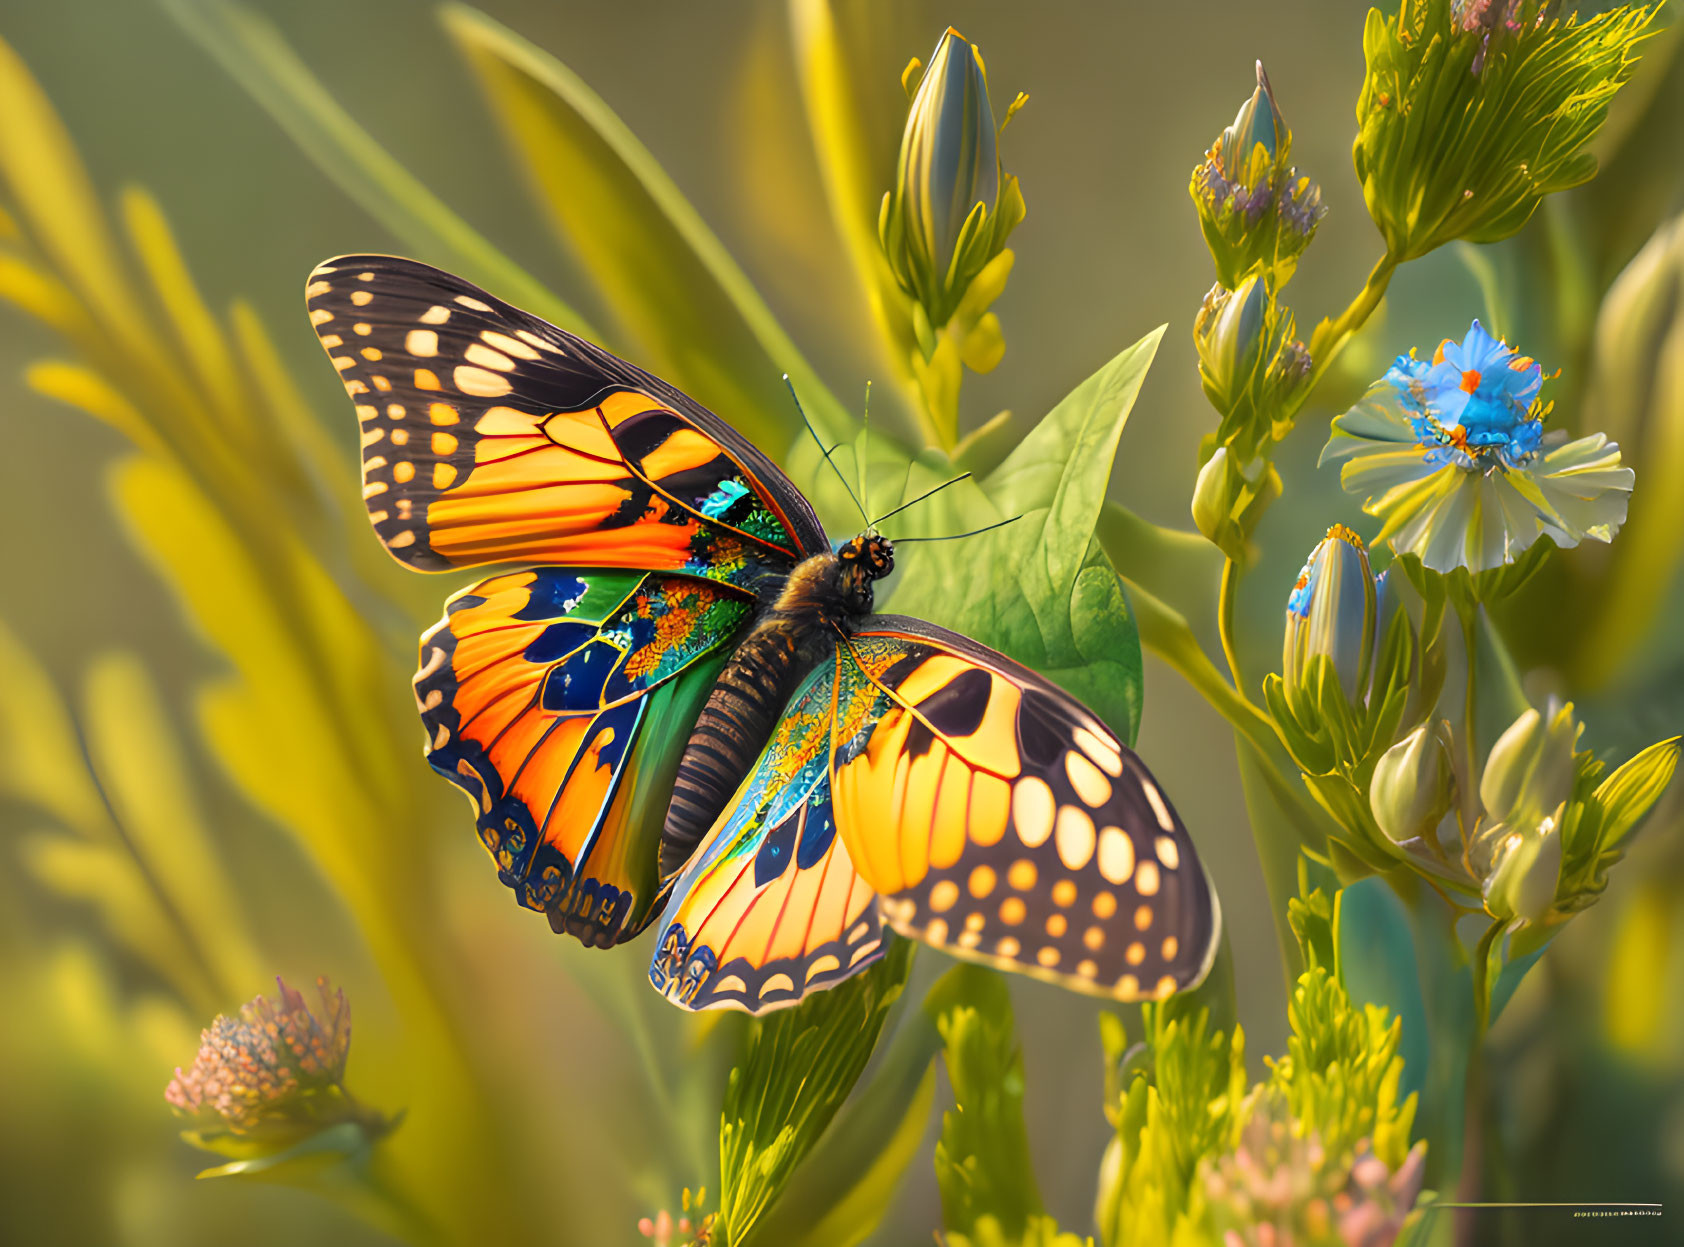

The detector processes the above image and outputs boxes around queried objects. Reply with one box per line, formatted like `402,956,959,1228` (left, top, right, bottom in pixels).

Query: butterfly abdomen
660,554,853,880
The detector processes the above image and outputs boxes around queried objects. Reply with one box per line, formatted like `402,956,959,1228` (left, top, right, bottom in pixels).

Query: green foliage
161,0,590,336
440,2,853,450
717,938,912,1247
748,990,942,1247
873,329,1158,743
925,965,1089,1247
1271,966,1417,1170
1353,0,1661,261
1097,915,1425,1247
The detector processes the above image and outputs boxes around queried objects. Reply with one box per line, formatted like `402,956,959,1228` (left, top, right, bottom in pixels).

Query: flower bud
1482,816,1563,924
1190,62,1325,287
1371,721,1457,845
1195,275,1268,415
1480,698,1580,831
879,28,1024,329
1283,525,1377,711
1191,446,1233,544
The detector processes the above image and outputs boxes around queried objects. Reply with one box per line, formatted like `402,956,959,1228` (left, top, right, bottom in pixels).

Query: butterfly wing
418,566,753,945
830,618,1220,1001
307,255,827,587
649,657,884,1013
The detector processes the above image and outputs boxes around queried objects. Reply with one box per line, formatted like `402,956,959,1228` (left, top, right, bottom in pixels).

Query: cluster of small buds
637,1187,712,1247
1190,61,1326,291
1188,61,1324,542
1203,1096,1426,1247
1454,0,1559,68
166,976,350,1133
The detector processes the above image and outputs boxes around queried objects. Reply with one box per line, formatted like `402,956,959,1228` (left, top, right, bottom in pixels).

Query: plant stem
1302,252,1399,405
1218,557,1251,705
1126,577,1330,839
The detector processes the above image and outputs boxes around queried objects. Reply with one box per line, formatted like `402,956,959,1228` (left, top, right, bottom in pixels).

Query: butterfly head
836,532,895,614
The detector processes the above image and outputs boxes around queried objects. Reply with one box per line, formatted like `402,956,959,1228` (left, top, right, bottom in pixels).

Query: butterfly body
661,535,892,882
308,255,1220,1013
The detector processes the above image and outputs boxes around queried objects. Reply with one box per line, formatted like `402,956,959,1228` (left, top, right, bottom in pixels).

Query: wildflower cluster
1203,1091,1425,1247
1095,944,1426,1247
1190,61,1325,291
1267,502,1678,940
166,976,352,1135
1353,1,1659,261
165,976,394,1178
637,1188,714,1247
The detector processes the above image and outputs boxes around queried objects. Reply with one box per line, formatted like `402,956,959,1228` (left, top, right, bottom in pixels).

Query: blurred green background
1,2,1679,1244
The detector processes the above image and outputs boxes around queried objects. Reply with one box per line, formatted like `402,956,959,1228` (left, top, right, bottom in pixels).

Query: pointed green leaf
750,1001,941,1247
159,0,586,335
1590,736,1681,854
880,330,1163,742
925,965,1044,1242
718,939,912,1246
441,2,852,450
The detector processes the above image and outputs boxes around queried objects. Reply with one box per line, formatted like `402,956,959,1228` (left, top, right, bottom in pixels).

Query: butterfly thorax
658,536,895,883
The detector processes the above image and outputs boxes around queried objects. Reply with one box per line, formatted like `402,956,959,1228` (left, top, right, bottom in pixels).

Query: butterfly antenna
859,380,872,518
869,471,974,527
785,375,868,527
890,515,1022,543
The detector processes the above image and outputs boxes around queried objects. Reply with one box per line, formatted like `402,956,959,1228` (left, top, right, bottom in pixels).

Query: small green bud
1194,275,1268,415
1283,524,1377,712
1191,445,1232,545
1370,721,1456,845
1480,699,1581,832
1482,815,1563,925
879,28,1025,330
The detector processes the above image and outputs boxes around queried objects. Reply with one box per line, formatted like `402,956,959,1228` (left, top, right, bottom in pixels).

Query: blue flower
1321,321,1633,574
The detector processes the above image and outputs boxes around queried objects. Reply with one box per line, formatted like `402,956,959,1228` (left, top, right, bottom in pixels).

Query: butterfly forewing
831,618,1220,1001
306,256,826,588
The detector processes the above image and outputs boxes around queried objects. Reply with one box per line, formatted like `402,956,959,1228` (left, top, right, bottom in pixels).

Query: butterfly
307,255,1221,1013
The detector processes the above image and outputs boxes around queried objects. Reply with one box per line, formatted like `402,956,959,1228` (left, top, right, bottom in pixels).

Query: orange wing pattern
418,566,751,945
649,658,882,1013
306,255,826,589
831,618,1220,1002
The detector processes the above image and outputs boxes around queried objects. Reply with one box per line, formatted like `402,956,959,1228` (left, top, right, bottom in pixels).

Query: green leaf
440,2,852,451
159,0,587,335
717,938,912,1247
788,0,920,407
1335,878,1429,1117
925,965,1044,1242
748,994,943,1247
1588,736,1681,854
881,330,1163,743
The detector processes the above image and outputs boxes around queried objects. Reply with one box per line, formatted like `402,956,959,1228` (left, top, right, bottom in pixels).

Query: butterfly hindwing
418,566,753,944
649,657,884,1013
307,256,827,587
831,618,1220,1001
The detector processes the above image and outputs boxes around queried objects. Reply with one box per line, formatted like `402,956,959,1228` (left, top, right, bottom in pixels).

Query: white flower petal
1339,445,1441,498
